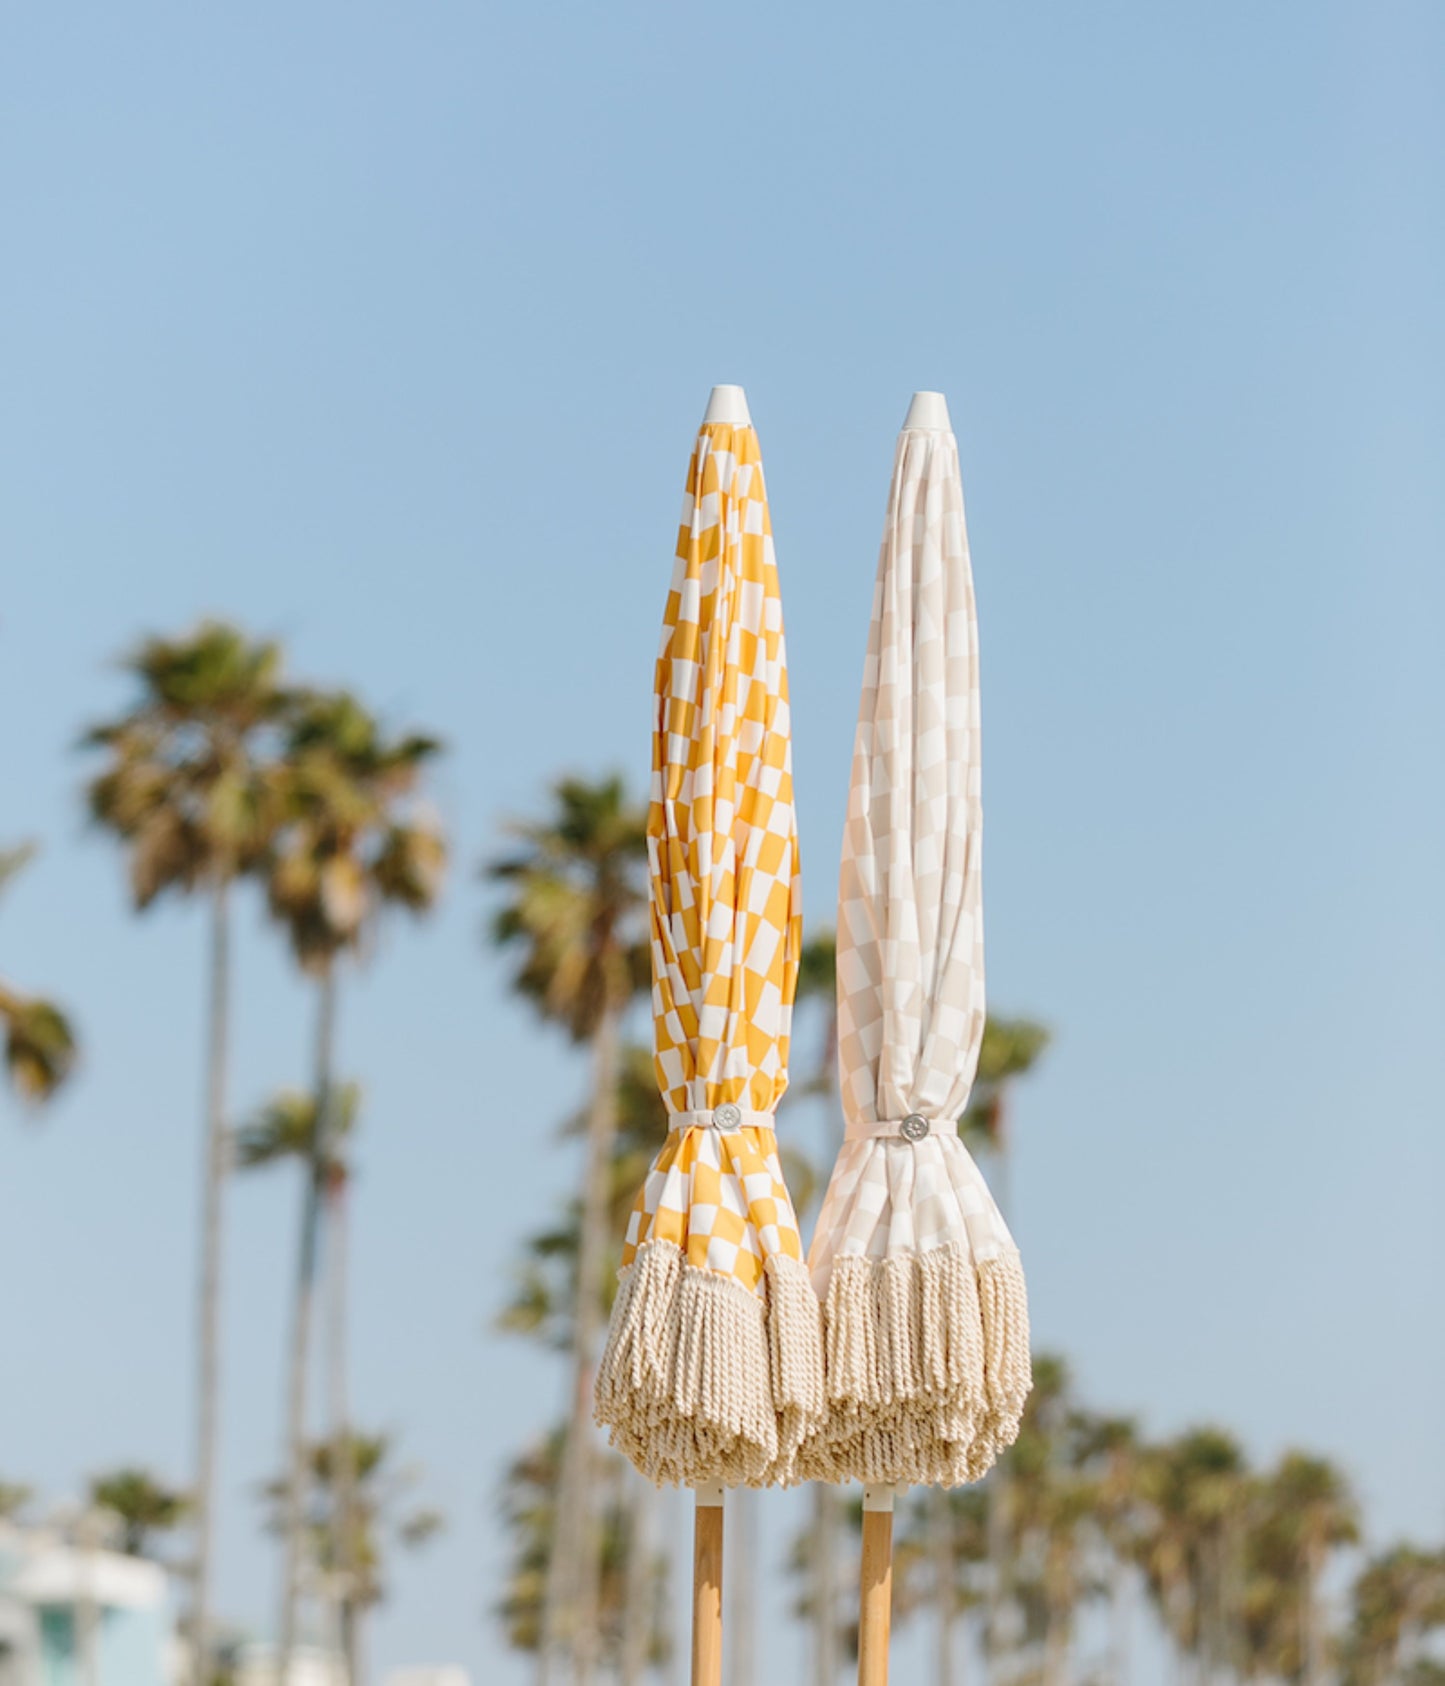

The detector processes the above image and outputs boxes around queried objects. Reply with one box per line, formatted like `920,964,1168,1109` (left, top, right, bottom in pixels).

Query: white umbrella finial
702,384,752,425
902,389,951,431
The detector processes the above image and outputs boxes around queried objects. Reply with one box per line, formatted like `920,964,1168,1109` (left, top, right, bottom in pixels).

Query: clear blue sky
2,3,1442,1680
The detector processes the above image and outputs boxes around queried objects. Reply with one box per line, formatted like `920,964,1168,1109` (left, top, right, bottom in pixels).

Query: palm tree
1235,1452,1359,1684
0,1481,33,1521
498,1427,670,1677
1034,1472,1098,1686
89,1468,191,1559
1134,1427,1251,1686
0,991,75,1103
234,1066,362,1528
990,1355,1087,1683
84,621,289,1686
889,1487,988,1686
488,774,649,1686
497,1041,669,1686
788,931,849,1686
0,845,78,1106
1277,1452,1359,1685
1068,1413,1143,1686
262,1429,442,1671
1341,1545,1445,1686
496,1044,666,1353
959,1016,1051,1215
264,690,444,1686
960,1015,1049,1681
236,1087,360,1177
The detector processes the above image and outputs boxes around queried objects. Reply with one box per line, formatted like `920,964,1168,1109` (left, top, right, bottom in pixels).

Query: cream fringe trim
797,1245,1031,1487
593,1239,826,1488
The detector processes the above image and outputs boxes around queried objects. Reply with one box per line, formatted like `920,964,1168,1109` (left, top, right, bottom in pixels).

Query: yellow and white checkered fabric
620,421,807,1296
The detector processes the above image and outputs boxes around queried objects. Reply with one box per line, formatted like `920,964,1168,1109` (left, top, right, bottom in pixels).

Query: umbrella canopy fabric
801,398,1030,1488
595,405,825,1488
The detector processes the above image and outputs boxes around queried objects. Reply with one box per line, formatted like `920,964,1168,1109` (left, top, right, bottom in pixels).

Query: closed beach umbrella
804,391,1030,1493
595,385,825,1494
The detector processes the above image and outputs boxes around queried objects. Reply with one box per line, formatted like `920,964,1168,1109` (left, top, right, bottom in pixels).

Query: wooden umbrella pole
857,1484,896,1686
692,1483,725,1686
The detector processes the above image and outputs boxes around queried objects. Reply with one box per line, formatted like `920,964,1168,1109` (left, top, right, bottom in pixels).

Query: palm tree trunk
664,1489,687,1686
1042,1583,1068,1686
328,1177,359,1686
1107,1554,1129,1686
1301,1542,1322,1686
984,1116,1012,1686
810,998,843,1686
1190,1565,1210,1686
811,1484,841,1686
930,1488,955,1686
727,1489,758,1686
538,1006,621,1686
1164,1578,1191,1686
619,1473,655,1686
984,1478,1006,1686
192,878,231,1686
278,967,338,1686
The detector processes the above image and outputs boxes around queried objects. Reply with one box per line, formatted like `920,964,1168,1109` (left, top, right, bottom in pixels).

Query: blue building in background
0,1524,175,1686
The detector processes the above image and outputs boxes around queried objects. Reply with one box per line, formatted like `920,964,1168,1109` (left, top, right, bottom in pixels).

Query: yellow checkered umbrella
802,392,1031,1494
595,387,825,1493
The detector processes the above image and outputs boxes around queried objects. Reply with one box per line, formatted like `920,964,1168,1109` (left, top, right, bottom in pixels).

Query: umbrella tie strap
845,1113,954,1144
668,1105,776,1134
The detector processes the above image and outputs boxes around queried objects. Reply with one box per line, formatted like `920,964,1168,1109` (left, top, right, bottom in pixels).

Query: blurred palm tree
1240,1452,1359,1684
1068,1412,1144,1686
0,845,76,1105
1341,1545,1445,1686
0,988,75,1104
498,1427,669,1679
891,1485,988,1686
235,1085,360,1182
83,620,289,1686
263,689,444,1686
794,930,839,1098
0,1481,33,1521
992,1356,1091,1682
497,1044,664,1350
959,1014,1049,1681
788,930,851,1686
488,774,648,1686
235,1066,361,1599
824,1357,1436,1686
497,1040,667,1686
89,1468,191,1559
959,1016,1052,1213
1133,1426,1251,1684
1033,1469,1099,1686
261,1428,442,1675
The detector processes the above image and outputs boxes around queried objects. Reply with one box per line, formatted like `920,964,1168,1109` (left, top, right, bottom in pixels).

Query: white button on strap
842,1114,951,1143
667,1106,777,1134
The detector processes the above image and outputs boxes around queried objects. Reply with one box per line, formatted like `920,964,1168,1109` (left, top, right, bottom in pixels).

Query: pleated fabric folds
802,414,1031,1487
594,420,825,1487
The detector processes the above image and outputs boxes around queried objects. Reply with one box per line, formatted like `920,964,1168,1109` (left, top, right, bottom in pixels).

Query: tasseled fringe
594,1240,825,1488
798,1244,1030,1487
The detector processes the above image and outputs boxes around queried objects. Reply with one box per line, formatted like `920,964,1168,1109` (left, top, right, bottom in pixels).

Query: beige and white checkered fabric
620,420,808,1294
808,419,1018,1291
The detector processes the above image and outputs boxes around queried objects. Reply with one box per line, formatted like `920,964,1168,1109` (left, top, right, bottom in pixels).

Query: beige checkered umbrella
594,386,825,1491
802,392,1030,1489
